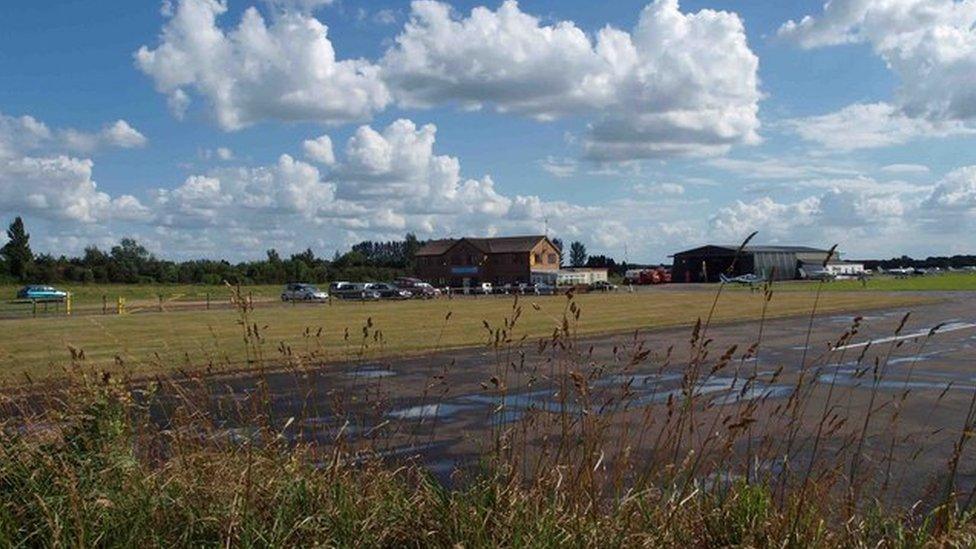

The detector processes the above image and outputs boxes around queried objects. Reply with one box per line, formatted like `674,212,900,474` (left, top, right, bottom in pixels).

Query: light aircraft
884,267,916,276
719,273,765,286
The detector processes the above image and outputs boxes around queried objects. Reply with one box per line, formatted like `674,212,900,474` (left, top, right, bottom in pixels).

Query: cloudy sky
2,0,976,262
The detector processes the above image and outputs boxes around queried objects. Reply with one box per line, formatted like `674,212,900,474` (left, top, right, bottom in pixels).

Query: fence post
158,293,163,313
206,292,210,310
117,296,124,315
32,299,36,318
66,293,72,316
102,294,107,315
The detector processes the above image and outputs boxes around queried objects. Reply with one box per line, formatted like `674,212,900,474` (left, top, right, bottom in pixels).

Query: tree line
0,217,422,285
0,216,664,285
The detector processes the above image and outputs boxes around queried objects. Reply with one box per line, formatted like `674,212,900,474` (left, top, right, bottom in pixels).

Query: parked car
589,280,618,292
532,283,556,295
470,282,493,295
281,283,328,302
333,283,381,300
16,285,68,302
393,277,440,298
365,282,412,299
329,281,353,293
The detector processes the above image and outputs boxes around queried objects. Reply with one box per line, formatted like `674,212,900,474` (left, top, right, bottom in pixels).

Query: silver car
281,283,328,302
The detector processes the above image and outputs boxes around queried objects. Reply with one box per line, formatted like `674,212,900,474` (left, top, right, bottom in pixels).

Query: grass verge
0,289,930,381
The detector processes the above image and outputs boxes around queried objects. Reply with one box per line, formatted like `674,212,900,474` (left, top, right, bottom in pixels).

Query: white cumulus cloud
135,0,391,130
302,134,335,165
383,0,761,161
0,155,150,223
0,112,151,224
779,0,976,145
926,165,976,209
785,102,974,150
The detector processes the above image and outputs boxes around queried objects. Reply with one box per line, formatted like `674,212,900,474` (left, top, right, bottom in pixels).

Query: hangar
670,245,833,283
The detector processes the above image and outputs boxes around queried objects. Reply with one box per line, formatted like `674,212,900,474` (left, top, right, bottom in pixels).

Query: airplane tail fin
719,273,730,283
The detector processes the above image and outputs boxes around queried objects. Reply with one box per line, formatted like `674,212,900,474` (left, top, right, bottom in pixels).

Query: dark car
393,277,440,298
333,283,381,300
365,282,411,299
589,280,618,292
329,281,353,293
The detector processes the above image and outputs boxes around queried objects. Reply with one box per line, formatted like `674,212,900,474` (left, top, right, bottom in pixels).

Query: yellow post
65,292,72,316
117,296,125,315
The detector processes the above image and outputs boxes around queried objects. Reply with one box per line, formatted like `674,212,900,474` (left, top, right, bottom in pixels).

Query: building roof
672,244,830,256
799,260,863,266
415,235,551,256
414,238,458,256
742,245,830,253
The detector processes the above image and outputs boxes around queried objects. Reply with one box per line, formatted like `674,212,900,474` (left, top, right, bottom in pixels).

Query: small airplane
884,267,917,276
719,273,765,286
800,267,837,281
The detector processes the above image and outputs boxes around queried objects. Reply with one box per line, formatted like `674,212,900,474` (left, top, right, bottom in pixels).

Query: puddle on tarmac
386,372,794,426
596,373,683,387
817,369,975,392
387,402,477,420
346,368,397,379
711,384,794,405
827,313,889,324
212,426,262,444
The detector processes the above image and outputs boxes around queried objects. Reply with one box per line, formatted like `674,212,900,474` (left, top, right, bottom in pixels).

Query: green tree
569,241,587,267
1,217,34,281
110,238,152,283
404,233,421,265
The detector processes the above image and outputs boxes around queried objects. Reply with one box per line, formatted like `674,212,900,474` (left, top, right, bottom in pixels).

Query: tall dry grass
2,253,976,547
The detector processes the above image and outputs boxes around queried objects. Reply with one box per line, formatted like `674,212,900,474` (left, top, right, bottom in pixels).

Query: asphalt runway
148,291,976,505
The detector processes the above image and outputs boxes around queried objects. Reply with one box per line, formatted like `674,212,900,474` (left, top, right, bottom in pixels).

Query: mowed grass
0,283,282,316
0,289,931,381
756,272,976,292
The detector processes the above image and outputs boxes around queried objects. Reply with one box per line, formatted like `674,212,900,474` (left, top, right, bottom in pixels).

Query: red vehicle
624,267,672,285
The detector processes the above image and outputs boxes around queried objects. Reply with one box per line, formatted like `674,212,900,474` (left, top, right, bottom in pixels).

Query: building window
548,253,557,264
534,253,542,264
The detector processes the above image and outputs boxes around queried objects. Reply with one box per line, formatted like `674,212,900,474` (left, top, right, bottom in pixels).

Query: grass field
0,288,932,381
754,272,976,291
0,283,282,317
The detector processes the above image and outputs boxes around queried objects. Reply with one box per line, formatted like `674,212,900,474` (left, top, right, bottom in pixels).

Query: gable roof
414,238,458,257
465,235,549,254
415,235,551,257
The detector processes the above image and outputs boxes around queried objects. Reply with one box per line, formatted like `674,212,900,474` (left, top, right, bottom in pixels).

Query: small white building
532,268,609,286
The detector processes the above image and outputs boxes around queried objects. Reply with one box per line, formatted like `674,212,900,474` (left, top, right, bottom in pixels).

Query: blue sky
2,0,976,262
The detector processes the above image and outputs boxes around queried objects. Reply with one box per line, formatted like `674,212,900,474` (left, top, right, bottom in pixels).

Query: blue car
16,285,68,302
